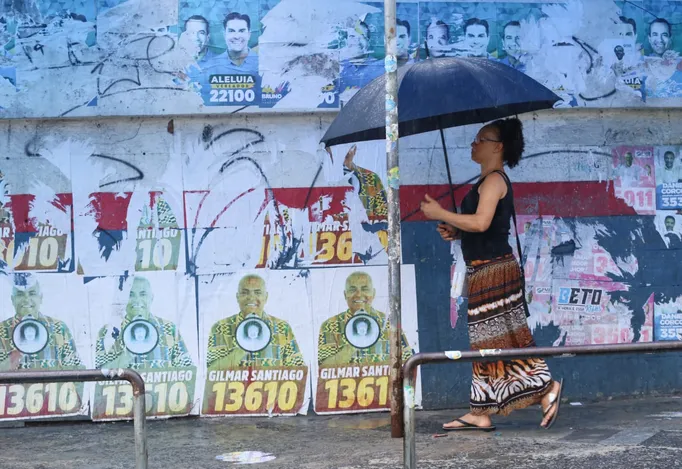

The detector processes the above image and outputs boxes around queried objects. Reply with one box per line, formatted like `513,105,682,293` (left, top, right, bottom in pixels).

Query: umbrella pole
384,0,404,439
439,125,457,212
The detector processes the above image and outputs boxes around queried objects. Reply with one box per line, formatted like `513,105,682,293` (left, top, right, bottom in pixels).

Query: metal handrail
402,341,682,469
0,368,147,469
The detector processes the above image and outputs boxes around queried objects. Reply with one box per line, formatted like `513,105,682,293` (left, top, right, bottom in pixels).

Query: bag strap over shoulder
491,170,530,317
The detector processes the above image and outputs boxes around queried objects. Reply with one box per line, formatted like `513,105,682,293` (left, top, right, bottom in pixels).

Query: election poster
419,2,498,60
655,146,682,209
550,219,637,283
494,2,550,73
198,270,313,417
74,190,185,276
0,161,74,273
87,272,199,421
640,0,682,100
178,0,261,107
612,146,656,215
258,0,339,109
654,294,682,341
334,2,385,107
511,215,554,332
310,265,420,414
551,280,653,346
511,215,553,286
655,211,682,249
0,273,90,420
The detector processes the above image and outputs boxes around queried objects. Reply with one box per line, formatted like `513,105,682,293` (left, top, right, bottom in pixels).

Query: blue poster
641,0,682,99
419,2,497,60
655,146,682,209
178,0,261,107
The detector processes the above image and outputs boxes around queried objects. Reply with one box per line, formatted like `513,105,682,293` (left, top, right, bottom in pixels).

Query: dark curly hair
489,117,525,168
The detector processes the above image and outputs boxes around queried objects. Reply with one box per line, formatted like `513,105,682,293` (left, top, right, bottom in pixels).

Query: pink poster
552,281,653,346
612,146,656,215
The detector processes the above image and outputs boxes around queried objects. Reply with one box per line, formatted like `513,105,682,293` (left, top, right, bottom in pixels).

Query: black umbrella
320,57,561,209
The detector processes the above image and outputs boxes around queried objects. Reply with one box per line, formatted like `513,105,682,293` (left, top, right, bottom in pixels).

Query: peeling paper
216,451,276,464
404,384,415,409
445,350,462,360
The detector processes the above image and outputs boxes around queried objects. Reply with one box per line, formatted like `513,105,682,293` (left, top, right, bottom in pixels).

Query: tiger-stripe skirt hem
466,254,553,416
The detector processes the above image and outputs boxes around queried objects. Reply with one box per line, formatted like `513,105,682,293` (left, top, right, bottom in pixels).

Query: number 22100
210,89,255,103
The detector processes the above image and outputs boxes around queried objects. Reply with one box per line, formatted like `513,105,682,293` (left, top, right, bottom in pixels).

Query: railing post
0,368,147,469
402,342,682,469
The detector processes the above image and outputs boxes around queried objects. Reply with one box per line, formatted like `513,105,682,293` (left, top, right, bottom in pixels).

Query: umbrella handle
439,126,457,214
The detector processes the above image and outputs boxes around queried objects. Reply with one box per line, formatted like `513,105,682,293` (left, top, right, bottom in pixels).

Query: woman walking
420,117,563,431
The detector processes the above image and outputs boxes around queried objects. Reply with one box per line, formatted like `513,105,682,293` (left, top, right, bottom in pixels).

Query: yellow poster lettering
7,384,24,416
224,382,245,411
317,232,336,261
356,377,374,407
338,378,356,409
26,383,44,414
277,382,297,412
376,376,389,406
212,382,226,412
116,386,133,416
245,381,263,411
336,231,352,261
324,379,339,409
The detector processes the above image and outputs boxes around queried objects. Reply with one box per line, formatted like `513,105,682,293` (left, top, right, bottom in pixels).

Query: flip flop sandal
442,418,496,432
542,378,564,430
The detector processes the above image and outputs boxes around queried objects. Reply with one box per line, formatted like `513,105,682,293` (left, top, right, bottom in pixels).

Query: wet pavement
1,396,682,469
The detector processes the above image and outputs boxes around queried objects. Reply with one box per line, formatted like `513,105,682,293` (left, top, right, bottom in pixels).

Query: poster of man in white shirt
655,147,682,210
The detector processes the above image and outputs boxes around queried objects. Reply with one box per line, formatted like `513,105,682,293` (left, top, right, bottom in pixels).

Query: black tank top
460,170,514,263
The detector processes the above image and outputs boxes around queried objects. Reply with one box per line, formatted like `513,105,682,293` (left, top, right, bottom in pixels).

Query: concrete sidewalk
1,396,681,469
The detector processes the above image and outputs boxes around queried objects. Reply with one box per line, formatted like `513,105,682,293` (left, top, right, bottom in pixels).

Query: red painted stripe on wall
271,181,637,221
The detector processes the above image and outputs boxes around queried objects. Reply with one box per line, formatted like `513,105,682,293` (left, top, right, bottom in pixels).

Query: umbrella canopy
320,57,561,147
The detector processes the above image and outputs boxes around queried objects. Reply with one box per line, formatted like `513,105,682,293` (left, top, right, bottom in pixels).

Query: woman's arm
420,173,507,233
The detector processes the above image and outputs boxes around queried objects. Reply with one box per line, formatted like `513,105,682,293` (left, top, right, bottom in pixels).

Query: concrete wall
2,0,682,419
0,108,681,415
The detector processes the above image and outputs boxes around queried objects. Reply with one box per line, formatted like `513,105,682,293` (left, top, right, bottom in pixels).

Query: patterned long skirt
467,254,552,416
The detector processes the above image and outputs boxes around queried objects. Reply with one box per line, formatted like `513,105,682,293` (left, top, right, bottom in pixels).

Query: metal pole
402,341,682,469
0,369,147,469
384,0,403,439
403,363,417,468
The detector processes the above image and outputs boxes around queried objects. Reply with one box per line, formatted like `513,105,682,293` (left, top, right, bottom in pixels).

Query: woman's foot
540,380,563,428
442,412,494,431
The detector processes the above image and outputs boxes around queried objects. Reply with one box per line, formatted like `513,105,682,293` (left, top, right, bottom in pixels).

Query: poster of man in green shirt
0,274,87,419
91,273,198,421
201,272,312,416
313,267,420,414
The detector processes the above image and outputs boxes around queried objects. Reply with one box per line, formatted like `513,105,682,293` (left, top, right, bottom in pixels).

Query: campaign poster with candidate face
333,2,385,107
641,0,682,99
655,211,682,249
198,270,313,416
551,280,653,346
419,2,497,60
0,160,73,274
88,272,199,421
310,265,420,414
612,146,656,215
654,294,682,341
655,146,682,209
0,273,90,420
258,0,339,109
179,0,261,107
494,2,549,73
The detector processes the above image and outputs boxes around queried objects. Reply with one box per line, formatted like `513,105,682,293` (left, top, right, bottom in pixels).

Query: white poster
0,273,90,420
310,265,421,414
86,272,199,421
198,270,314,417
